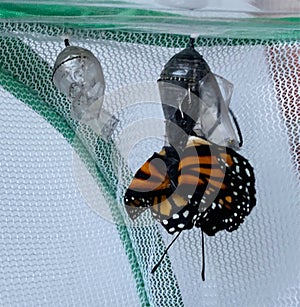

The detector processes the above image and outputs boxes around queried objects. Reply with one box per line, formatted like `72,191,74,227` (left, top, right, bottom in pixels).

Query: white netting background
0,90,140,306
0,24,299,306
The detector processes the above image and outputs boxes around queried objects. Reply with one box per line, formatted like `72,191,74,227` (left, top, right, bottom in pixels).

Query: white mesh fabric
0,91,140,306
0,23,299,307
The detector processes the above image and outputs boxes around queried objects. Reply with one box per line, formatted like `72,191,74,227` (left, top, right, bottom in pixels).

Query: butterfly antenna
201,229,206,281
151,231,181,274
229,108,244,147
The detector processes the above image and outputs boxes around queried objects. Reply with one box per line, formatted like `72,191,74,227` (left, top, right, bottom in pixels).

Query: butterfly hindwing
124,151,171,220
192,144,256,235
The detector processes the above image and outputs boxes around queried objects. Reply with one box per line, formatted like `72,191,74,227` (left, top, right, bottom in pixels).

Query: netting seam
266,41,300,181
0,22,299,49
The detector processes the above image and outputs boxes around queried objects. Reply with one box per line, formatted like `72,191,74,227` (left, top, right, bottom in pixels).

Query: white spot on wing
183,210,189,218
245,168,251,177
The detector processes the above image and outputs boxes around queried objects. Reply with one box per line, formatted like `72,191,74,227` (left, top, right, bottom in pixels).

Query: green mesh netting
0,4,300,307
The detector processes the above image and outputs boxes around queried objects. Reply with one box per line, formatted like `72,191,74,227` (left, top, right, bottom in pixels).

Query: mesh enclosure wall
0,18,299,307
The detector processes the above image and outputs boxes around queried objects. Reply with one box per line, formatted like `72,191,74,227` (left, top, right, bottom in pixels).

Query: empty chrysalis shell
52,40,118,139
158,38,240,150
53,39,106,122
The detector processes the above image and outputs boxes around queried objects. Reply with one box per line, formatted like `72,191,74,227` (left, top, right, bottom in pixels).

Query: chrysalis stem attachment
229,108,243,147
151,231,182,274
64,38,70,47
201,229,205,281
189,37,195,48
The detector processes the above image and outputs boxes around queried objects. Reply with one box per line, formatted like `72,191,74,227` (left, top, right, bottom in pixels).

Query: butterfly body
124,136,256,236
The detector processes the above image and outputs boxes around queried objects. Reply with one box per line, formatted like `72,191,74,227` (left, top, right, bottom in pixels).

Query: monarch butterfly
125,37,256,280
124,135,256,280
